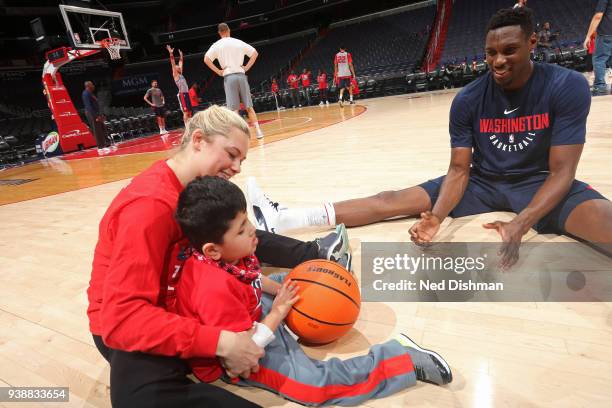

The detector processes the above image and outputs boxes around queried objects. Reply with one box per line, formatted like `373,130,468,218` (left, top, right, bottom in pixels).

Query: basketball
284,259,361,345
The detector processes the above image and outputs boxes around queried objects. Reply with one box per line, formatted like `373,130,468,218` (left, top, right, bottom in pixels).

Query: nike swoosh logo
504,107,519,114
528,132,536,136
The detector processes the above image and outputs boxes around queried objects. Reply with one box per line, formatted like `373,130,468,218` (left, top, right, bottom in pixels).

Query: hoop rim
98,37,123,60
99,37,122,47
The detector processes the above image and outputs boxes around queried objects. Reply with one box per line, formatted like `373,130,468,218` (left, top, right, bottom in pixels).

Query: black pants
86,112,109,148
289,88,300,107
302,87,311,105
94,231,319,407
254,229,319,267
93,335,261,408
319,88,328,102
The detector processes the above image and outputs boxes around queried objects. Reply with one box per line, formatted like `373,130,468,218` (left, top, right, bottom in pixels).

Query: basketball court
1,90,611,407
2,1,612,407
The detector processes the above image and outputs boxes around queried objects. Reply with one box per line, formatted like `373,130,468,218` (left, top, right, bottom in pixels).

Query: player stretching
167,45,192,125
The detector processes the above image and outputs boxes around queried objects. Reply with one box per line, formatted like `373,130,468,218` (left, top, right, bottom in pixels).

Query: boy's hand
271,279,299,319
166,44,174,54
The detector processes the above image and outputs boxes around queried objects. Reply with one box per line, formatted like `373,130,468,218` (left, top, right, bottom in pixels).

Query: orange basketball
284,260,360,344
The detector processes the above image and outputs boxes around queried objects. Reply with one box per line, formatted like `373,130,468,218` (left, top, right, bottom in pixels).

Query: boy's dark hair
486,7,535,38
175,176,246,249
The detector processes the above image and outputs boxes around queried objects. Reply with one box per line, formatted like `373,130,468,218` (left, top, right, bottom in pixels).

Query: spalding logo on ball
284,259,360,344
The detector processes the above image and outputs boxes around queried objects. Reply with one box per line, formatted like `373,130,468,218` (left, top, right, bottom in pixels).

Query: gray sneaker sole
326,224,349,260
398,334,452,380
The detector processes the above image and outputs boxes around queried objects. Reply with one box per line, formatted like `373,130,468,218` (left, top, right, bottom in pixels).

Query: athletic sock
350,95,353,101
276,203,336,231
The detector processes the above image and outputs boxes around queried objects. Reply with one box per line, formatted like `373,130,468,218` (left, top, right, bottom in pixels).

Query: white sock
350,95,353,101
254,122,261,131
276,202,336,231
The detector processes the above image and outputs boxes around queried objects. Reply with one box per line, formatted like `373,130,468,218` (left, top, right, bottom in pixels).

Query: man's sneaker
247,177,282,233
336,251,352,272
315,224,349,263
349,100,355,105
338,100,344,107
326,101,330,106
395,334,453,386
592,89,609,96
319,101,324,106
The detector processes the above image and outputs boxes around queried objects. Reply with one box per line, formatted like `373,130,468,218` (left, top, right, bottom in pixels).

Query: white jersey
335,51,353,78
205,37,256,76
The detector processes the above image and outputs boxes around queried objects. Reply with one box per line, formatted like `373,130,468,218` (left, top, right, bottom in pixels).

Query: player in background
334,46,356,106
167,45,192,125
204,23,264,139
189,82,202,113
350,77,360,100
287,71,301,108
144,80,167,134
300,68,312,106
271,78,283,110
317,69,329,106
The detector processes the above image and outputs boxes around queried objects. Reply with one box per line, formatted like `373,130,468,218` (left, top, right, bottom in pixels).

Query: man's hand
483,220,526,270
583,36,591,50
166,44,174,54
216,329,264,379
178,49,183,58
409,211,441,245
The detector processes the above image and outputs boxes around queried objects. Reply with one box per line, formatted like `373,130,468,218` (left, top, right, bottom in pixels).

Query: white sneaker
160,129,169,135
97,148,106,156
319,101,324,106
326,101,329,106
256,128,264,139
110,145,118,151
103,147,111,154
247,177,282,233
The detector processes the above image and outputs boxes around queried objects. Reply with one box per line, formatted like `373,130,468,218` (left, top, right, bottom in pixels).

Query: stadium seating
299,6,436,79
441,0,596,64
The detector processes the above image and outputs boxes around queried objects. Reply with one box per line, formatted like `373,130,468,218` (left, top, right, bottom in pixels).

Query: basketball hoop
100,38,122,60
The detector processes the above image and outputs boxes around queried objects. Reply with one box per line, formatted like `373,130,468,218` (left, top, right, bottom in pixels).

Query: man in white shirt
204,23,264,139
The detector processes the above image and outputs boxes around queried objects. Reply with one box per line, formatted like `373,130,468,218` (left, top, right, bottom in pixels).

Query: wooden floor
0,91,611,407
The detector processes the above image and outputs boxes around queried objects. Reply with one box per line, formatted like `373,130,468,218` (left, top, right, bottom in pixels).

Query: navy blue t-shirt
596,0,612,36
449,63,591,178
82,89,100,116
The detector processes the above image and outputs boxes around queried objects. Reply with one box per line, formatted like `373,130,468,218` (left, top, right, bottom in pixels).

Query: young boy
174,176,452,406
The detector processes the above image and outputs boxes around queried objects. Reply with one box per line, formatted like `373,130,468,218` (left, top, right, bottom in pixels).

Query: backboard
59,5,130,50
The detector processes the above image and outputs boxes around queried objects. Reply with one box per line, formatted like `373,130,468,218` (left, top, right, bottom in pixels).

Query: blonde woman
87,106,349,408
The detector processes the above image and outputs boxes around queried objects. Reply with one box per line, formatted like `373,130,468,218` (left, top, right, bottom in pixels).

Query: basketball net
100,38,122,60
